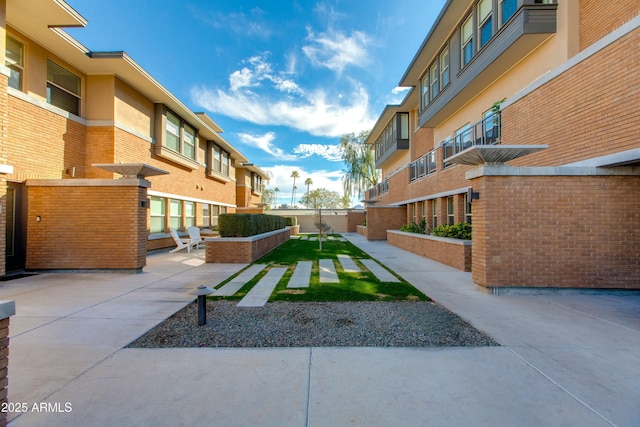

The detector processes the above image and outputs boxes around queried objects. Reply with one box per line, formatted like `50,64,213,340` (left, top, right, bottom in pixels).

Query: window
447,196,455,225
6,36,24,91
439,47,449,88
421,201,426,219
429,62,439,100
455,123,472,152
398,113,409,139
412,204,417,223
183,125,196,160
211,205,220,230
169,199,182,231
185,201,195,228
150,197,166,233
202,204,210,228
465,193,472,224
478,0,493,48
499,0,517,27
252,173,262,193
421,74,429,109
432,199,438,229
211,144,230,176
47,60,80,115
165,111,180,152
461,15,474,67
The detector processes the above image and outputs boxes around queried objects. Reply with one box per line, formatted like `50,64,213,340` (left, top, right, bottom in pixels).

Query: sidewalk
1,234,638,426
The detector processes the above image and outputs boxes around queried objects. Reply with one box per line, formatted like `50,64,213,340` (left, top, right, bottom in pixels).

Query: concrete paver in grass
319,259,339,283
337,254,362,273
287,261,312,288
237,268,288,307
212,264,267,296
309,237,317,241
360,259,401,283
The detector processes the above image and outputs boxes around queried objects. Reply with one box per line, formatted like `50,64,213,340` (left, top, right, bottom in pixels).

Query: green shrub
285,216,298,226
219,214,286,237
431,222,472,240
400,218,427,234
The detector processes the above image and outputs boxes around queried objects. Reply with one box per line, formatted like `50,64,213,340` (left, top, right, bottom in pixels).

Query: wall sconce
467,187,480,202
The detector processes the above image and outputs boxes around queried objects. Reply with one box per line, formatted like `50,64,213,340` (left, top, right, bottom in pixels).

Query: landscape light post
189,285,214,326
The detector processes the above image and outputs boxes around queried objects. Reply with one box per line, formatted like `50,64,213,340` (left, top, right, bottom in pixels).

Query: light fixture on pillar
467,187,480,202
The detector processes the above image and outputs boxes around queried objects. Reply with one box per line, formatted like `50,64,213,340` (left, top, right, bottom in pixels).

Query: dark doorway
6,182,26,272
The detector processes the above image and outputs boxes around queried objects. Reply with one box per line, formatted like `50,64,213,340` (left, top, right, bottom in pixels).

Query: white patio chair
187,226,205,250
169,228,196,253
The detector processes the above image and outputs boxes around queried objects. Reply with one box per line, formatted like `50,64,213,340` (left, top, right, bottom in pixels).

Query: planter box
387,230,472,272
287,225,300,235
205,228,290,263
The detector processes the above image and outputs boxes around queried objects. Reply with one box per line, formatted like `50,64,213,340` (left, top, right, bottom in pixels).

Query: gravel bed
129,300,499,348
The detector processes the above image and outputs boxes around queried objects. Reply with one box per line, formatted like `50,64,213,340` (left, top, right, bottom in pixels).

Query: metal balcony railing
365,180,389,199
409,150,437,182
442,111,501,163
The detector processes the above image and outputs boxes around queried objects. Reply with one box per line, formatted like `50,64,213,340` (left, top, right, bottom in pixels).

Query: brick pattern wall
364,207,406,240
579,0,639,51
470,174,640,289
388,231,471,272
27,182,148,270
0,317,8,427
205,228,290,263
347,211,365,232
504,28,640,167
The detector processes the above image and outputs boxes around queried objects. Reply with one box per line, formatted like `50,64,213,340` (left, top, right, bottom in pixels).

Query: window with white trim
6,36,24,91
421,74,429,109
163,109,197,161
170,199,182,231
211,143,230,177
465,193,472,224
150,197,166,234
478,0,494,48
429,62,439,100
461,14,474,67
202,204,210,228
447,196,455,225
439,46,449,88
185,201,195,228
421,45,449,109
47,59,81,115
432,199,438,229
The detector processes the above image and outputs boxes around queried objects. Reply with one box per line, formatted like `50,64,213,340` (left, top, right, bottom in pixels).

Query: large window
252,173,262,194
465,193,472,224
150,197,166,234
439,47,450,88
478,0,493,49
421,46,450,109
164,109,197,160
202,204,210,228
46,59,80,115
429,62,439,100
421,74,429,109
211,144,230,177
6,36,24,91
432,199,438,229
169,199,182,231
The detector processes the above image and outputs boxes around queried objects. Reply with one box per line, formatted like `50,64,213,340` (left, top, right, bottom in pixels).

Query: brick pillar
0,301,15,427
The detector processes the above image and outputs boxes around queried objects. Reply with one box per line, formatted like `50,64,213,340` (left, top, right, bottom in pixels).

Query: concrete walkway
287,261,312,288
0,234,638,426
318,259,339,283
237,268,287,307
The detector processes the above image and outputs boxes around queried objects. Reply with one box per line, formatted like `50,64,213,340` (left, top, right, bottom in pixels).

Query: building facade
364,0,640,291
0,0,269,274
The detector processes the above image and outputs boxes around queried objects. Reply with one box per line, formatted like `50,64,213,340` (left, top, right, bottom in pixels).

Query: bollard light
189,285,214,326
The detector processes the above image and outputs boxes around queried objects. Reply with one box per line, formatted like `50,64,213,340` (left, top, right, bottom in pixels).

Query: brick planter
387,230,472,272
287,225,300,235
205,228,290,263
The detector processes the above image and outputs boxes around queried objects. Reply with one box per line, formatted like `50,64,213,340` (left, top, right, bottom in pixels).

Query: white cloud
192,8,272,39
302,27,370,75
386,86,412,105
192,82,374,138
293,144,343,162
236,131,297,160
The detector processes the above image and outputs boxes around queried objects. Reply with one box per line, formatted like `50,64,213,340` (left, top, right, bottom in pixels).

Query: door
5,182,26,272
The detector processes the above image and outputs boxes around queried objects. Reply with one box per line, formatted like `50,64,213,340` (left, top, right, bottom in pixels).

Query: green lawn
210,234,429,302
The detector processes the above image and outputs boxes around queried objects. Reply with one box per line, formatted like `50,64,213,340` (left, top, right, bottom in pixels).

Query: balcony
409,150,437,182
365,180,389,200
374,112,409,168
442,111,501,165
410,0,557,128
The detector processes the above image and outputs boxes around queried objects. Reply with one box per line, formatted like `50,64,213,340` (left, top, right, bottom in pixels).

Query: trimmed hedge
285,216,298,226
431,222,472,240
219,214,286,237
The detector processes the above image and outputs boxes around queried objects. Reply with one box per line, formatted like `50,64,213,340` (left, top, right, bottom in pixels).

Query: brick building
0,0,269,274
363,0,640,292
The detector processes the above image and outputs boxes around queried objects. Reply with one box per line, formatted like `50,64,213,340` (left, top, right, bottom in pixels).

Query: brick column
0,301,15,427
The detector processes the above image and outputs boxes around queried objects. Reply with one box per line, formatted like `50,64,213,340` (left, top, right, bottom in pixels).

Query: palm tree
290,170,299,206
273,187,280,209
304,178,313,207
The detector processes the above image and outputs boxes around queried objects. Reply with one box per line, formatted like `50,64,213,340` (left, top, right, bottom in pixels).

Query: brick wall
504,28,640,167
205,228,290,263
26,180,148,270
579,0,639,51
470,173,640,289
364,207,406,240
388,230,471,271
347,211,365,231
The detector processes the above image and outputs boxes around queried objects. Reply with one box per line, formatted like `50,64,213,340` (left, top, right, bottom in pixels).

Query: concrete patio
0,233,638,426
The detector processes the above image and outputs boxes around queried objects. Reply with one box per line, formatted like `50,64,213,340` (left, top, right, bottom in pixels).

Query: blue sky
65,0,445,207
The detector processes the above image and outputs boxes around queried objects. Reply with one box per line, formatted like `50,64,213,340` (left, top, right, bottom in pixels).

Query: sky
65,0,446,207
